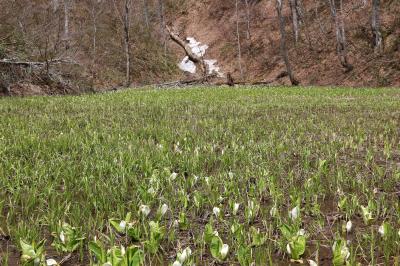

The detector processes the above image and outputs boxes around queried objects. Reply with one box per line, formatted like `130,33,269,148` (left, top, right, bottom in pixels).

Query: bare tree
289,0,301,44
142,0,150,30
327,0,353,72
86,0,104,83
158,0,167,55
123,0,132,86
113,0,132,86
275,0,299,85
63,0,70,50
371,0,382,53
90,4,97,59
236,0,244,79
244,0,251,40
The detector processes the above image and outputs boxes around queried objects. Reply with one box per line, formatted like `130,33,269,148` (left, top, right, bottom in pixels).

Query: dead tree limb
155,74,217,88
166,26,201,64
0,58,78,67
166,26,206,77
0,60,46,67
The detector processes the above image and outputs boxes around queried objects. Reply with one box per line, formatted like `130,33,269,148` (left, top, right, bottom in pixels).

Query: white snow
204,59,223,77
178,37,223,77
187,37,208,57
178,56,197,74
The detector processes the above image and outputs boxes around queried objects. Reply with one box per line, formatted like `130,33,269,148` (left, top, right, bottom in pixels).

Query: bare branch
166,26,201,64
0,58,79,67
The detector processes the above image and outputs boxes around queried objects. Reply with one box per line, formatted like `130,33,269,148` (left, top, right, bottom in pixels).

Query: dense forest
0,0,399,95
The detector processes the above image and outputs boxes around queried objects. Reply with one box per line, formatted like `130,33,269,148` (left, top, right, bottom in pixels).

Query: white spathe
297,229,305,236
59,231,65,244
170,172,178,181
308,259,318,266
172,261,182,266
119,220,127,230
160,203,168,216
233,203,240,215
346,220,352,233
46,259,58,266
289,206,300,220
220,244,229,259
341,246,350,260
378,224,385,236
286,243,292,254
213,207,221,217
270,206,277,217
178,247,192,263
139,205,151,217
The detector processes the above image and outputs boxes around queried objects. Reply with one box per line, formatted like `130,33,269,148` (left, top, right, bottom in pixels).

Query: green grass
0,87,400,265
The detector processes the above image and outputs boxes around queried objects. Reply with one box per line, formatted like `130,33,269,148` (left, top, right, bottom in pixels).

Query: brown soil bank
171,0,400,87
1,0,399,96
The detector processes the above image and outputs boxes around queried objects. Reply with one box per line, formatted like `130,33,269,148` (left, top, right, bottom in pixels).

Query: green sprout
280,224,306,260
20,239,46,266
51,222,85,253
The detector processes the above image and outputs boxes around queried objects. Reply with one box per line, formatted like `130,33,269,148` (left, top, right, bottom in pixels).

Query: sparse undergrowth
0,87,399,265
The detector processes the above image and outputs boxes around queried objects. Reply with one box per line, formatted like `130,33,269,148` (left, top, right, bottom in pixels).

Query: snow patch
178,37,223,77
187,37,208,57
179,56,197,74
204,59,221,76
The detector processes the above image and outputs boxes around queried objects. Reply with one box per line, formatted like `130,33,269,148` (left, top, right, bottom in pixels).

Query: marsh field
0,87,399,265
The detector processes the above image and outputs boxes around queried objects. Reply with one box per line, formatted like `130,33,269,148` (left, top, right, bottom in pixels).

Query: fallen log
0,58,78,67
166,26,207,77
155,75,276,88
212,80,274,86
166,26,201,64
156,75,216,88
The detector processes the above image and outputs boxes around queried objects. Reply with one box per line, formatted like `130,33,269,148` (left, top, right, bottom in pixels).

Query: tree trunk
289,0,300,43
158,0,167,55
123,0,131,86
275,0,299,86
244,0,251,40
371,0,382,53
92,13,97,58
327,0,353,72
64,0,71,50
235,0,244,79
63,0,70,50
90,3,99,85
142,0,150,30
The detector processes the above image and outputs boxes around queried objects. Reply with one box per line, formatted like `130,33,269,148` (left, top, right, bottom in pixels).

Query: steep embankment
171,0,400,87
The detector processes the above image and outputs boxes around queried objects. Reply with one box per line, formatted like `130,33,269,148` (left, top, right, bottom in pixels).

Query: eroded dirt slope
171,0,400,87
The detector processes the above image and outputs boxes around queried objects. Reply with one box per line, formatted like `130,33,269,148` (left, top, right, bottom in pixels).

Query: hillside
170,0,400,87
0,0,399,95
